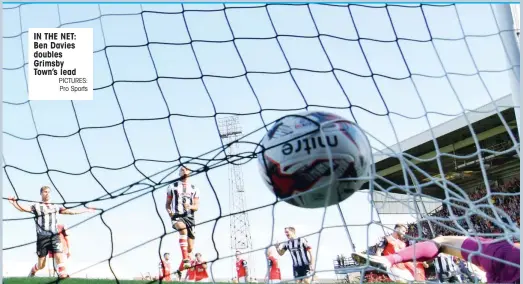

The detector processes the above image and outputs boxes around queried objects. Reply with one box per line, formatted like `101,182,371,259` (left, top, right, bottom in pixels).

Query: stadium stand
354,95,520,283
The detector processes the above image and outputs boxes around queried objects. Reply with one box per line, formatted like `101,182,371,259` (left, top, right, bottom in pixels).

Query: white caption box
28,28,93,100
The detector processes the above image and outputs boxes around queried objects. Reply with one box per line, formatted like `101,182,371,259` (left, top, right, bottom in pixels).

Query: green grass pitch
2,278,398,284
3,278,234,284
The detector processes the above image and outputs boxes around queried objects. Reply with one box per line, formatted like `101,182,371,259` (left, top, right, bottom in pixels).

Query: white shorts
196,278,209,282
238,276,247,283
269,280,281,283
387,265,415,283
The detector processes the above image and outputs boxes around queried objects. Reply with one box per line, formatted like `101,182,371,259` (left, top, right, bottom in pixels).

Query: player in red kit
235,250,249,283
159,253,172,281
194,253,209,282
353,235,520,284
185,256,196,283
47,224,71,277
166,167,200,274
266,246,281,283
376,224,427,282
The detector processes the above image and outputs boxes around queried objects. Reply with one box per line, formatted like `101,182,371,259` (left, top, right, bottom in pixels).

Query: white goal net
3,3,520,282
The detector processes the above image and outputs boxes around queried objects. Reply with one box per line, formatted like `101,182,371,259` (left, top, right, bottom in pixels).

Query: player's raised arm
7,196,33,213
60,207,95,215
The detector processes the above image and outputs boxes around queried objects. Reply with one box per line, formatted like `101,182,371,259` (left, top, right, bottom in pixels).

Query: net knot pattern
3,3,520,282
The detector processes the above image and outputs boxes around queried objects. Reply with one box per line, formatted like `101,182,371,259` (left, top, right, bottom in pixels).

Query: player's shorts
293,265,311,279
48,247,68,258
237,276,247,283
36,234,62,258
268,280,281,283
196,278,209,282
172,215,196,239
461,237,520,283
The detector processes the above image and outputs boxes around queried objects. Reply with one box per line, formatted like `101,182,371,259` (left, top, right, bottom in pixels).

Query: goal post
494,4,521,140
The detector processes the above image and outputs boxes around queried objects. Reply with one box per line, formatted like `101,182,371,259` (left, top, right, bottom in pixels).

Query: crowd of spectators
359,177,520,283
406,177,520,239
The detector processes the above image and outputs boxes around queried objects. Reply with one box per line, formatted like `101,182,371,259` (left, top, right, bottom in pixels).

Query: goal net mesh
3,3,520,282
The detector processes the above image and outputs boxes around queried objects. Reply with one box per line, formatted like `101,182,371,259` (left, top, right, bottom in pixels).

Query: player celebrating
266,246,281,283
47,224,71,277
277,227,315,284
352,235,520,284
159,252,172,282
166,166,200,272
8,186,95,278
235,250,249,283
194,252,209,282
376,224,427,282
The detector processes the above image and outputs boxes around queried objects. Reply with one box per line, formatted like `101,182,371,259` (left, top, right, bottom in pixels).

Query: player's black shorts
36,233,62,258
293,265,311,279
172,214,196,239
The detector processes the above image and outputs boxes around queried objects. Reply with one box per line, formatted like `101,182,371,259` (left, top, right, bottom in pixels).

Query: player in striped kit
235,250,249,283
434,253,461,283
166,167,201,273
276,227,315,284
8,186,95,278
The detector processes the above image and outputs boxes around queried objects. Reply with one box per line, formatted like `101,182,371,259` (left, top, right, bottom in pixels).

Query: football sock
384,241,440,264
179,235,188,260
30,264,39,275
57,263,68,278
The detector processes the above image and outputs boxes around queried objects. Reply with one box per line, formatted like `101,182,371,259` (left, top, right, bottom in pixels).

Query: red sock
179,235,188,260
385,241,440,265
31,264,39,275
57,264,68,277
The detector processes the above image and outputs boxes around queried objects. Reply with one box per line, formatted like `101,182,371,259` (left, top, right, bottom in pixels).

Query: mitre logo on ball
281,135,339,156
258,111,372,209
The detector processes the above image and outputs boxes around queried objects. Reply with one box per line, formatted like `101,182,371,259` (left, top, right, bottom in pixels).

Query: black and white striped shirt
435,253,459,279
30,203,62,236
166,182,200,217
282,237,312,268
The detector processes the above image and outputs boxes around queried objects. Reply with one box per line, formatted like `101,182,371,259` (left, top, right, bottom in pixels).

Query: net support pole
407,170,437,239
370,193,388,236
494,4,521,141
336,204,357,253
334,204,363,283
414,196,436,238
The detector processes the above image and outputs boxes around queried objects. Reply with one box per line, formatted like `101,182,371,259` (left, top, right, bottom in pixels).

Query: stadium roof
367,94,519,214
374,95,517,164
